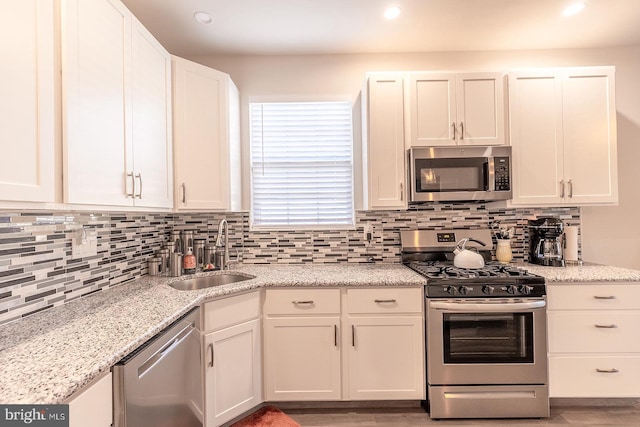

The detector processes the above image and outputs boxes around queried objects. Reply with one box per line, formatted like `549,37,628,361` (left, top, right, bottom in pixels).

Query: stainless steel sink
169,273,255,291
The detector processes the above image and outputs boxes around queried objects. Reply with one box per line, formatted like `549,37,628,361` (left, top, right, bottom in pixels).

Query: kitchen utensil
453,238,486,269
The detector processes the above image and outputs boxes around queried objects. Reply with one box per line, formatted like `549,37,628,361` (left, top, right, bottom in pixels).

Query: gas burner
408,261,533,279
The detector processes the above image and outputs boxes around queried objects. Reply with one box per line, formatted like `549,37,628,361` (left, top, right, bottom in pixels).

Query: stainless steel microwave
408,146,512,202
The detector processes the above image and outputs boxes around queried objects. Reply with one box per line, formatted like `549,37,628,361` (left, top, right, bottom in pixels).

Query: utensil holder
496,239,513,264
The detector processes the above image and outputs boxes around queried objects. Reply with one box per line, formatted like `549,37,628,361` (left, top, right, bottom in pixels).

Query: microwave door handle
486,158,494,191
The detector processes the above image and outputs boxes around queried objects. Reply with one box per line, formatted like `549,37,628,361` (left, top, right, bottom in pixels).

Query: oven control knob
519,285,534,295
482,285,495,295
458,285,472,295
506,285,518,295
446,285,457,295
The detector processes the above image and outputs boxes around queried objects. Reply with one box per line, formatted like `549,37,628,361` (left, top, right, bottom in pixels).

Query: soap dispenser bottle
183,247,196,274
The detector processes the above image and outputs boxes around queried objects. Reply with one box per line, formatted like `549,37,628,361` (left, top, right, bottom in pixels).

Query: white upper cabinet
407,72,506,147
172,56,241,211
509,67,617,206
562,68,618,204
130,17,173,208
62,0,172,208
361,73,407,210
0,0,55,202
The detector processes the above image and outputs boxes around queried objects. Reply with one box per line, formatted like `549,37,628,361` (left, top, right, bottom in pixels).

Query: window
249,101,354,228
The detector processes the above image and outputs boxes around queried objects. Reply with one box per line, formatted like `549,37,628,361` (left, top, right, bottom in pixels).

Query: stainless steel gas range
401,229,550,420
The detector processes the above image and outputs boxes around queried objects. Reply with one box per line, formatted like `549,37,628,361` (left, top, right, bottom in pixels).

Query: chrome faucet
215,219,229,270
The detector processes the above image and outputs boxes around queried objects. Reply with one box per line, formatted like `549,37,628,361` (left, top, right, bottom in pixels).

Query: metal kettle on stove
453,238,487,269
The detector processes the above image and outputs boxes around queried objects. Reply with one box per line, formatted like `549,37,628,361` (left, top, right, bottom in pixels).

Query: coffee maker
528,217,565,267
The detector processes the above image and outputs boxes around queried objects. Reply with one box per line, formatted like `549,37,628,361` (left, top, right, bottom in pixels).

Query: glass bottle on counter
183,247,197,274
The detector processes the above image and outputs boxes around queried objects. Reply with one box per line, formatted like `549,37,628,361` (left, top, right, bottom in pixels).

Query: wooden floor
285,402,640,426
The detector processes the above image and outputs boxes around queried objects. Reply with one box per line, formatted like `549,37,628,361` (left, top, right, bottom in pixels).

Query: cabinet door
68,373,112,427
0,0,55,202
363,73,406,209
346,316,424,400
562,67,618,204
205,319,261,427
173,57,231,210
407,73,456,146
62,0,133,206
508,70,565,205
456,73,505,146
130,17,173,208
264,316,341,401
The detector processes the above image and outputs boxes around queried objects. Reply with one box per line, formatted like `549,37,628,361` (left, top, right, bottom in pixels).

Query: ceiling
121,0,640,56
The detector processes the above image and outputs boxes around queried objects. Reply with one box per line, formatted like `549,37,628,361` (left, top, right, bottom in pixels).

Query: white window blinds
250,101,354,228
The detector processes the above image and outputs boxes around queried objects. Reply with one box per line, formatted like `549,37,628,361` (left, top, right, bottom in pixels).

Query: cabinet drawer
347,288,423,314
203,291,260,332
548,311,640,353
548,283,640,310
549,355,640,398
264,289,340,315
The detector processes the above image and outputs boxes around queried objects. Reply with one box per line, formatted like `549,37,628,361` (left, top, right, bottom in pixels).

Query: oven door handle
430,300,546,311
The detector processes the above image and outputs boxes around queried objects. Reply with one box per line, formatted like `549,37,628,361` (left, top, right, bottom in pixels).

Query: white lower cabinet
547,283,640,398
202,292,261,427
263,287,425,401
264,316,342,401
68,372,112,427
345,288,425,400
346,316,424,400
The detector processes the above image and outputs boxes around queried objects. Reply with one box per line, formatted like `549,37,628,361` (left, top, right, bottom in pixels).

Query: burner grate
408,261,533,279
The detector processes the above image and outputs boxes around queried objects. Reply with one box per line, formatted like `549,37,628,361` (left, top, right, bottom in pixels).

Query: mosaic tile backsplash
0,205,580,324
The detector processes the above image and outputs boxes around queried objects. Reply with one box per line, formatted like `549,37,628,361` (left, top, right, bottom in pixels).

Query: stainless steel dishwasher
113,307,202,427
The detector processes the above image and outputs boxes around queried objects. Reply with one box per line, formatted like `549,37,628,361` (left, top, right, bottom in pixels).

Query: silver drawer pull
292,300,314,305
594,324,618,328
596,368,619,374
374,299,397,303
594,295,616,300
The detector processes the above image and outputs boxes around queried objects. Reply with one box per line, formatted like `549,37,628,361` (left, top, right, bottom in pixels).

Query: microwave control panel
494,157,510,191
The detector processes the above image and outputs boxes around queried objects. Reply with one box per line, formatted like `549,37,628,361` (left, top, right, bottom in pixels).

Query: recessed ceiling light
562,2,586,16
384,6,402,20
193,11,213,24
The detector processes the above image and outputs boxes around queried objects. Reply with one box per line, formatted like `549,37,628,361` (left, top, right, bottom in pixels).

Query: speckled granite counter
520,263,640,282
0,264,424,404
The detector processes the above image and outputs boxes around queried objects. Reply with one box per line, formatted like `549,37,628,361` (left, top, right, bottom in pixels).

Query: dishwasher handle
137,322,196,378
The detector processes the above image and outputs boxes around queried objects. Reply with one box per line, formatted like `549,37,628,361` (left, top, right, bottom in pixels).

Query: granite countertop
0,263,425,405
519,263,640,282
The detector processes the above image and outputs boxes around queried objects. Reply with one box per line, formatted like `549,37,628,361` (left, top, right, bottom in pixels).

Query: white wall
189,46,640,270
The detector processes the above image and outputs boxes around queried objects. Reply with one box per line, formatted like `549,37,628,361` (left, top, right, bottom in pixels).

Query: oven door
427,298,547,385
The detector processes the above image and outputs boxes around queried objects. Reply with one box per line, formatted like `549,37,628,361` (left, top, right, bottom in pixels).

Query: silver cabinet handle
400,182,404,201
452,122,456,140
181,183,186,204
459,122,464,140
596,368,619,374
559,180,565,198
135,173,143,199
292,300,314,305
208,343,214,367
351,325,356,347
594,295,616,300
374,299,397,303
334,325,338,347
595,324,618,328
568,179,573,198
126,172,135,198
